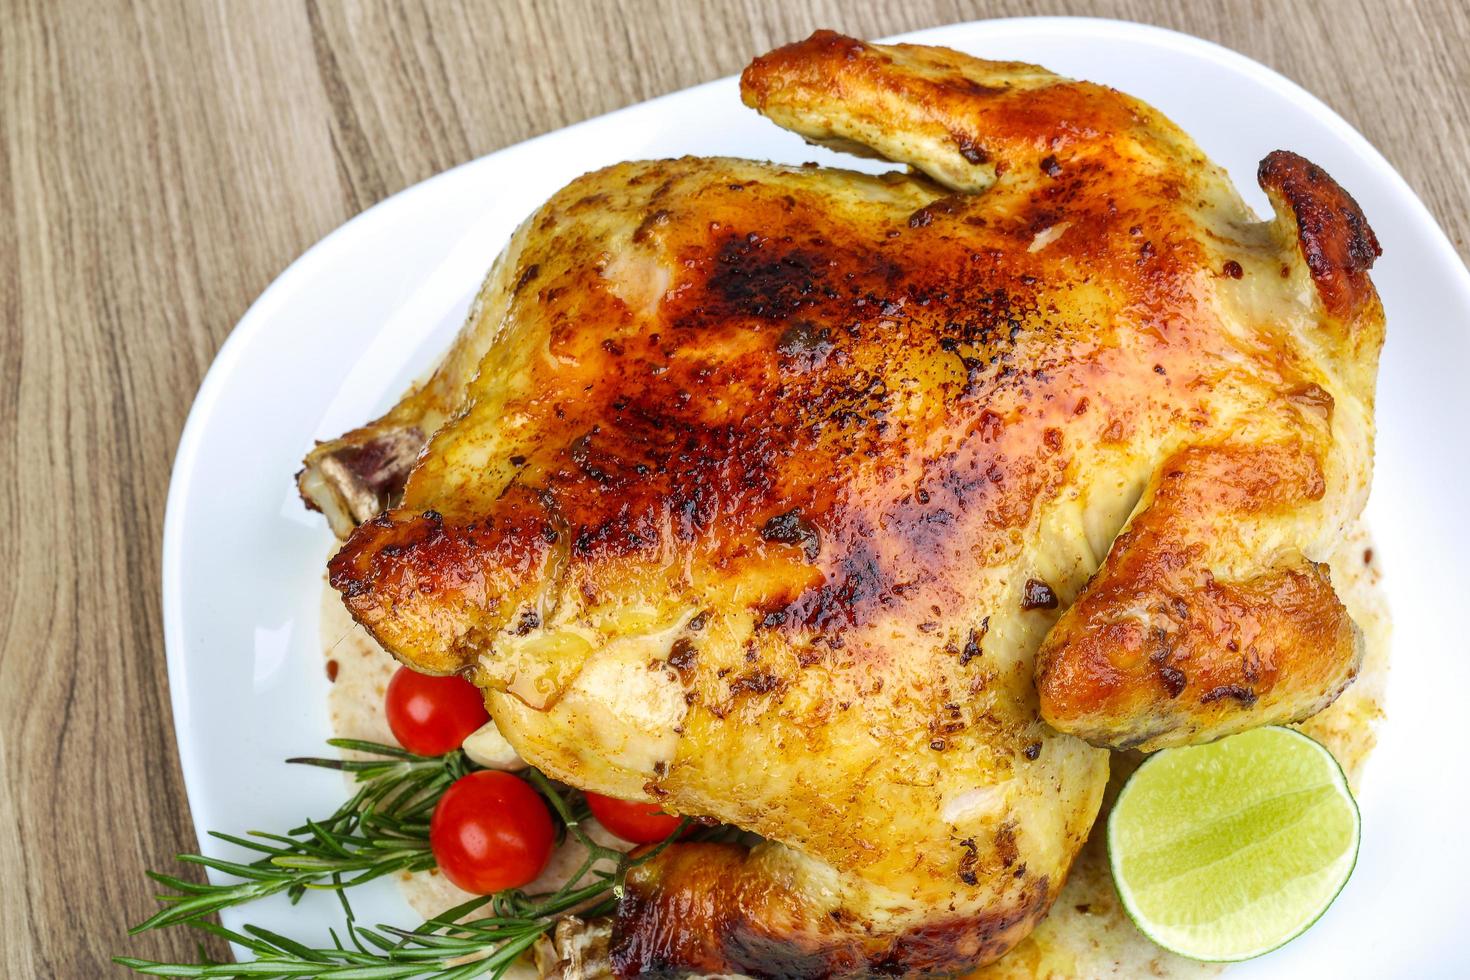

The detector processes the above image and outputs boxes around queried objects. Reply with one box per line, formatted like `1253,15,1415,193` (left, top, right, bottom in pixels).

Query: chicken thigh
310,32,1382,977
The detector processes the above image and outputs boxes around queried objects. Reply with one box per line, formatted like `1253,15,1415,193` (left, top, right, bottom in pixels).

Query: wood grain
2,1,1465,973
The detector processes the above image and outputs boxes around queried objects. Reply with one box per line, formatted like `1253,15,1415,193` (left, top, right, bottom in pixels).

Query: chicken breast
309,32,1382,977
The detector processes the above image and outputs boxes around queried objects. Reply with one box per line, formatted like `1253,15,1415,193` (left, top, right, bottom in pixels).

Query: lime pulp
1107,726,1360,962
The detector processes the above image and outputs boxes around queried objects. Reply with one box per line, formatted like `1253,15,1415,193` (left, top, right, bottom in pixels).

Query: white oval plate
161,17,1470,976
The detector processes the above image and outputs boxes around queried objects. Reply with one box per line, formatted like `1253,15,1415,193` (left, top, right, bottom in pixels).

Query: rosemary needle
119,740,693,978
131,739,472,934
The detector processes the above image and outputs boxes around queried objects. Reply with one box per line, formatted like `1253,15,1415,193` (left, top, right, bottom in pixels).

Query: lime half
1108,726,1359,962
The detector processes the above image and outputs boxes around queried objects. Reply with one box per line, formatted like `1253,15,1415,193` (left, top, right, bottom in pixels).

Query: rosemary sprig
131,739,474,934
118,761,687,979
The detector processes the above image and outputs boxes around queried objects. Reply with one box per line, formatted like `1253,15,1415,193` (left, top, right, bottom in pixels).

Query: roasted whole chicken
302,32,1383,978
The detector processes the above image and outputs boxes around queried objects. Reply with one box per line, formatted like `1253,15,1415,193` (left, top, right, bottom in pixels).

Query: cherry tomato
430,771,555,894
585,792,682,843
384,666,489,756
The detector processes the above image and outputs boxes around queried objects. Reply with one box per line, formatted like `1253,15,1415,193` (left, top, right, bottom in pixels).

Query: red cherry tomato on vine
429,771,555,894
585,792,682,843
384,666,489,756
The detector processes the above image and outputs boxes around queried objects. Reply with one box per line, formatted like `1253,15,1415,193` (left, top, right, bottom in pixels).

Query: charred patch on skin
957,838,980,885
908,195,965,228
1200,683,1258,706
1021,578,1058,610
667,638,699,677
951,131,990,165
728,671,785,697
994,822,1019,868
960,619,988,665
1158,664,1188,698
760,508,821,559
633,208,672,244
777,539,888,632
775,320,835,371
512,607,541,635
514,263,541,295
702,234,836,321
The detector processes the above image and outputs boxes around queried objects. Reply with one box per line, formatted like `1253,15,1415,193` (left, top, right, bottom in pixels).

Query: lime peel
1107,726,1360,962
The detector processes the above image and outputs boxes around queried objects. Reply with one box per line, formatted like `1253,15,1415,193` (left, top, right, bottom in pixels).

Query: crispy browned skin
611,843,1049,977
318,31,1383,978
1258,150,1382,320
1032,442,1362,749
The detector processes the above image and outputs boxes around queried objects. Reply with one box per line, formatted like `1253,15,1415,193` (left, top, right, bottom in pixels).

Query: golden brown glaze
612,843,1048,978
1032,442,1362,750
316,31,1383,978
1258,150,1382,320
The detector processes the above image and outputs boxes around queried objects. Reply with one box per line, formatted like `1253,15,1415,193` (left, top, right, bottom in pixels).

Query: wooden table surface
4,0,1466,973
